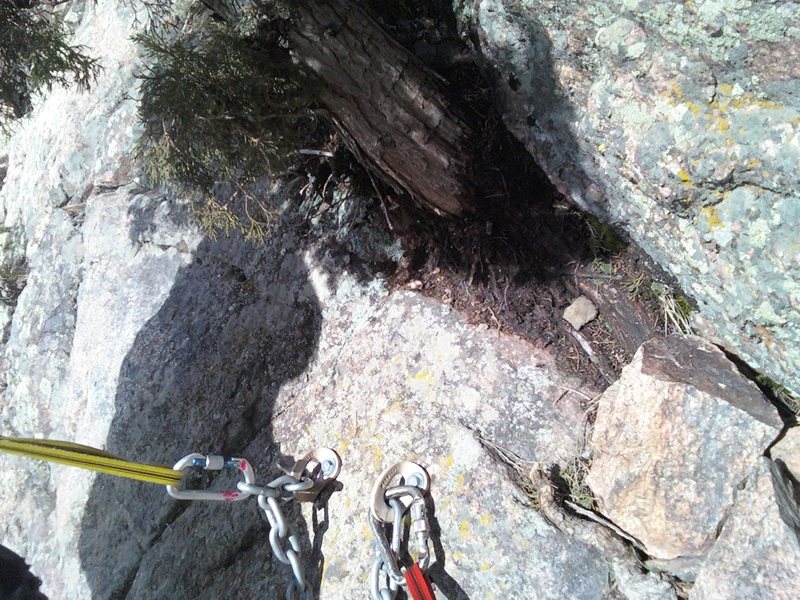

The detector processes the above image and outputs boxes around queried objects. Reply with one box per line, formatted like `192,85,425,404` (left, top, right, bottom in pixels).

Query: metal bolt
321,459,336,476
405,473,424,488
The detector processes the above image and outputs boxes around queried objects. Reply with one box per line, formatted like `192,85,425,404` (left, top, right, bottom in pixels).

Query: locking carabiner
166,453,256,501
369,462,436,600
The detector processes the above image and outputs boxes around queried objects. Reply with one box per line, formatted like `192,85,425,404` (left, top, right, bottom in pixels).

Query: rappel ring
370,461,430,523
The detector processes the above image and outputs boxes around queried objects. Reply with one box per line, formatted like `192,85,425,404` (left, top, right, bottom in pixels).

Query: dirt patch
295,1,686,402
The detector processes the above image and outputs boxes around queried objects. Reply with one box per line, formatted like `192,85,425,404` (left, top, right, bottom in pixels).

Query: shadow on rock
425,495,471,600
0,544,48,600
78,210,326,599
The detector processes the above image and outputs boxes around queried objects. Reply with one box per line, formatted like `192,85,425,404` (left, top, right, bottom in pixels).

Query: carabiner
166,453,256,501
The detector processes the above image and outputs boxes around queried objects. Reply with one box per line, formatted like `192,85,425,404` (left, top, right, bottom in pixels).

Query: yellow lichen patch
709,92,783,114
442,455,454,468
454,472,465,492
701,206,724,230
671,82,684,100
716,118,730,133
685,101,702,116
790,116,800,128
717,83,734,95
412,369,434,383
677,169,692,186
369,444,384,464
479,514,493,527
598,143,607,154
385,401,403,414
459,520,473,538
480,561,493,572
756,99,783,110
745,158,762,169
725,137,735,147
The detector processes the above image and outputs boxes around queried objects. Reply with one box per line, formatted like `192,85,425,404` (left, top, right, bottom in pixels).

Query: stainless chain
167,449,341,600
239,475,316,600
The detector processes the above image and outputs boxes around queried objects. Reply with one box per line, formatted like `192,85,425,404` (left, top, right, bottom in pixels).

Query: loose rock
563,295,598,330
690,458,800,600
770,426,800,482
586,335,783,562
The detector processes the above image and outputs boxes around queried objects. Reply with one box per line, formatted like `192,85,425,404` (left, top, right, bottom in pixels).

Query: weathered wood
577,281,655,357
289,0,475,216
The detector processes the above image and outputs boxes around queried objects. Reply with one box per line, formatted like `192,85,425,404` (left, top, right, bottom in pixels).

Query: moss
674,294,692,319
583,213,627,256
754,373,799,416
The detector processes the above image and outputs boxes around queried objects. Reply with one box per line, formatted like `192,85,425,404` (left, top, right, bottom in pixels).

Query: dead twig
570,330,616,384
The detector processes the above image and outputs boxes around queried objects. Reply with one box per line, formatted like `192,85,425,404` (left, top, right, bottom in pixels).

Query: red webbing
405,564,436,600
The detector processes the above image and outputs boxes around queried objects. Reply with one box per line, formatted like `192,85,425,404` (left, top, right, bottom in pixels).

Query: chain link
252,474,315,600
370,497,404,600
168,450,341,600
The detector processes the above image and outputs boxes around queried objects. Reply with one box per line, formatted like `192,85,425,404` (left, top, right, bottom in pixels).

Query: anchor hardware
369,461,437,600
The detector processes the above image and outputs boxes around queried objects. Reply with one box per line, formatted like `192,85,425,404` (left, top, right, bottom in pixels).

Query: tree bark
289,0,475,216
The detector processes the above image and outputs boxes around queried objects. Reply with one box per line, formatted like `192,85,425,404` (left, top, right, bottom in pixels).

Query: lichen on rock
462,0,800,394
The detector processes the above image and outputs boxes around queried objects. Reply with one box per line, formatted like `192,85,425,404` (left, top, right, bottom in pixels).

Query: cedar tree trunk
289,0,475,216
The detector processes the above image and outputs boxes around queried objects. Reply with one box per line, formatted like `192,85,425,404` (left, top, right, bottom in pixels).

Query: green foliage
0,0,99,130
559,458,595,510
132,0,327,237
135,18,312,192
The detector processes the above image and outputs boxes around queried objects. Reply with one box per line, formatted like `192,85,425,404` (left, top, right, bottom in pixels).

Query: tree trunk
289,0,475,216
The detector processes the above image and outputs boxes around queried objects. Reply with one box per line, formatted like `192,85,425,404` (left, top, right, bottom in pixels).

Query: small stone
563,295,598,330
587,335,782,561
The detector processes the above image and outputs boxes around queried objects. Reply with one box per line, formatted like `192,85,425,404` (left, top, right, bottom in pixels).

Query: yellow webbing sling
0,436,182,486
